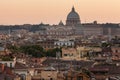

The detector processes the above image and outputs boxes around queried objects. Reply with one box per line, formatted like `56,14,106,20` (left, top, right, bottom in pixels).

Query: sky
0,0,120,25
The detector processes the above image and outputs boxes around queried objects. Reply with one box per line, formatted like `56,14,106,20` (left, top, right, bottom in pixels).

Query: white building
0,58,16,68
54,39,75,47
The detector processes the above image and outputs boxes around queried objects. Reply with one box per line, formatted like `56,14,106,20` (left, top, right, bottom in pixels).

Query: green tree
101,42,111,47
7,45,20,54
45,48,62,57
20,45,45,58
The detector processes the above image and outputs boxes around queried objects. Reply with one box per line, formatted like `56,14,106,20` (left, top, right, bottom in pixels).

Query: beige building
77,46,102,59
62,46,102,60
45,24,75,39
40,70,58,80
76,46,91,60
62,48,77,60
111,47,120,57
0,47,10,55
83,23,103,36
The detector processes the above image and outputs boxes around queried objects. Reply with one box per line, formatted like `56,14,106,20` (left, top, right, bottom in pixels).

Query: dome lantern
72,6,75,12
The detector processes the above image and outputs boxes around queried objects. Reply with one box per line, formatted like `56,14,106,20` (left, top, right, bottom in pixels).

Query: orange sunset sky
0,0,120,25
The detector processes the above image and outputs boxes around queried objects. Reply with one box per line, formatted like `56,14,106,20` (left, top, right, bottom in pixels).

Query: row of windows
54,42,74,46
64,53,74,56
47,32,73,34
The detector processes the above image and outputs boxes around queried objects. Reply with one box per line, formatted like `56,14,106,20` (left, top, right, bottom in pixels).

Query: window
64,54,67,56
10,63,12,68
115,50,118,53
77,76,83,80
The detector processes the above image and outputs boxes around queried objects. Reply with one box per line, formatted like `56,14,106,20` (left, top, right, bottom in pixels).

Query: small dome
58,20,64,26
67,7,80,20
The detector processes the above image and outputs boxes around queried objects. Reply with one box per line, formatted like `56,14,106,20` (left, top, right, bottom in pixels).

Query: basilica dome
66,7,81,26
67,7,80,20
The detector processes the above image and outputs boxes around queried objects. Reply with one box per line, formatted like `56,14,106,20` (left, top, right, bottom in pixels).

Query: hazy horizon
0,0,120,25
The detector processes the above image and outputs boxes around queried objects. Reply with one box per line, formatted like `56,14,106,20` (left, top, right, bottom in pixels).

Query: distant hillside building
40,7,120,39
0,7,120,39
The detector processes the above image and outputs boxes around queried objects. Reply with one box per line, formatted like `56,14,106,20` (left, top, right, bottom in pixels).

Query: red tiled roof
89,68,109,72
14,62,28,69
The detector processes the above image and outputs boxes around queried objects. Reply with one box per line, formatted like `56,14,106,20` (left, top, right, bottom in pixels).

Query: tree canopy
7,44,62,58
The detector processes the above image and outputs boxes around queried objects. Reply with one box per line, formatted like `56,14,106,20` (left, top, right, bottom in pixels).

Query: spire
72,6,75,12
